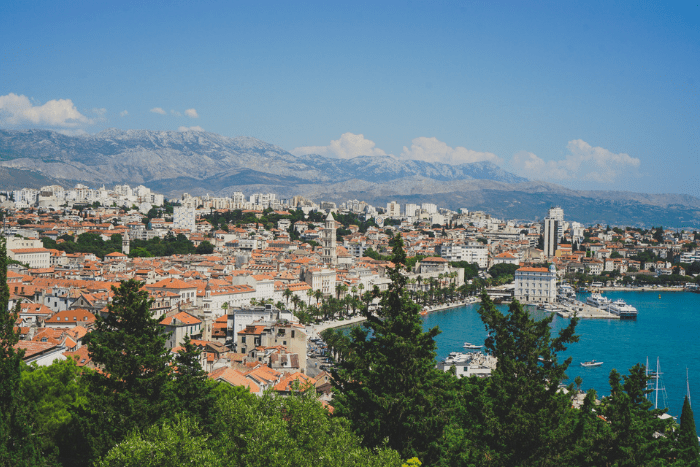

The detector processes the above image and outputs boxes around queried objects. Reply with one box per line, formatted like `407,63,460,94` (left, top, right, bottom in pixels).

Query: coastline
597,287,689,292
306,315,367,339
420,297,481,315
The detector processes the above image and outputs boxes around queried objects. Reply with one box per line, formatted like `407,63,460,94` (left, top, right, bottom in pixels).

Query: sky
0,1,698,195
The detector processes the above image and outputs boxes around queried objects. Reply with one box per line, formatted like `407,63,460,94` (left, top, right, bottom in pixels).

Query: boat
558,284,576,300
607,299,638,319
586,292,611,308
581,360,604,367
463,342,483,349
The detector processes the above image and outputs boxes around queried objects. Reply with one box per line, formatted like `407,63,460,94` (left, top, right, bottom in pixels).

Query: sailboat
647,357,670,413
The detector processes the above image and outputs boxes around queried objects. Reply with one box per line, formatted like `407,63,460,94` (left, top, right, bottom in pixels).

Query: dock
554,299,619,319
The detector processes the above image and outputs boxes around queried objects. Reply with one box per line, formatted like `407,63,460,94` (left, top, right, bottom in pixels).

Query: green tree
72,279,173,464
195,240,215,254
473,292,580,465
20,358,88,461
0,238,43,466
593,365,674,466
210,388,402,467
332,234,459,464
97,415,223,467
677,395,699,465
166,338,218,426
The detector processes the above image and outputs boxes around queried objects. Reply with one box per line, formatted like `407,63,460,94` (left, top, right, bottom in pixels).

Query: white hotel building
514,265,557,304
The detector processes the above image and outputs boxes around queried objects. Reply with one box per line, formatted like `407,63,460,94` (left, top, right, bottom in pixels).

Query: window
241,336,246,343
291,330,295,338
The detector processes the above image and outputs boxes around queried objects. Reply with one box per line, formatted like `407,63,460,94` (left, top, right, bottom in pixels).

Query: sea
422,290,700,424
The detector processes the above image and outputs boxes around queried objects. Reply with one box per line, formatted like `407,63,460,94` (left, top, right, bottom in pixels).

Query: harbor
421,290,700,429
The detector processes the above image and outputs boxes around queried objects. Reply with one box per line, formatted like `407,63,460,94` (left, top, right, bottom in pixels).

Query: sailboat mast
646,356,650,401
687,367,692,407
655,357,659,410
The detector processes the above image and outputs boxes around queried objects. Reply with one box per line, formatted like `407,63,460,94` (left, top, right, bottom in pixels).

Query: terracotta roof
208,367,260,393
160,311,201,326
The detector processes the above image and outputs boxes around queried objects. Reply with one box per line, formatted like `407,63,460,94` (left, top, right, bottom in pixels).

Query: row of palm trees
268,270,514,324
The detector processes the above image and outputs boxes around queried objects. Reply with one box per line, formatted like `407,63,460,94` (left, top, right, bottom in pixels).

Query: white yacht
607,299,638,319
463,342,483,349
558,284,576,300
586,292,611,308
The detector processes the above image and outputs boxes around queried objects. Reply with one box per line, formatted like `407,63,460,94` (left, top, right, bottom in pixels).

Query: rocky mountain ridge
0,128,698,227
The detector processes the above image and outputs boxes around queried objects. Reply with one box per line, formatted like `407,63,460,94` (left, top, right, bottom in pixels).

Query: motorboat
607,299,638,319
586,293,611,308
581,360,604,367
463,342,483,349
558,284,576,300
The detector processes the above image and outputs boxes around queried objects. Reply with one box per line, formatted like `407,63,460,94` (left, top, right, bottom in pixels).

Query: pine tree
473,292,580,465
71,279,173,464
167,337,217,426
0,238,42,466
677,395,699,465
331,234,459,464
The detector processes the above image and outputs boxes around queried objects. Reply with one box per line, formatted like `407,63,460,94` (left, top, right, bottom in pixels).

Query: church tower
322,211,337,266
122,233,130,256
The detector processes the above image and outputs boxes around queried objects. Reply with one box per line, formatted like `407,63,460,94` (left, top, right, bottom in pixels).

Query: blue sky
1,1,698,195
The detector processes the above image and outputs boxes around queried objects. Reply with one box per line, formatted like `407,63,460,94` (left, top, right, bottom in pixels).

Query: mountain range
0,128,698,227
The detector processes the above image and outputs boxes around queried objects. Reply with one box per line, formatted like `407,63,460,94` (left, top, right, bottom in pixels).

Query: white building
173,206,196,232
514,265,557,304
8,247,50,269
436,242,488,269
404,203,419,217
421,203,438,215
386,201,401,218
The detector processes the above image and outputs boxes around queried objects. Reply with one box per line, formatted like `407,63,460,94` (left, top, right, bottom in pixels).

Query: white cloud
510,139,640,184
92,107,107,116
120,110,128,117
171,110,182,117
291,132,387,159
178,126,204,132
150,107,166,115
184,108,198,118
400,137,501,165
0,93,92,128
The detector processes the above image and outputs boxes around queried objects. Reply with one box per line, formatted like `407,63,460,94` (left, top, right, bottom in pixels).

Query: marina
421,290,700,432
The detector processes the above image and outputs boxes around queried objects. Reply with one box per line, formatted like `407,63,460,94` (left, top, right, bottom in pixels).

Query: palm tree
221,301,228,315
306,288,314,306
416,275,423,292
314,289,323,307
291,294,300,311
336,283,343,300
351,285,357,299
283,288,292,308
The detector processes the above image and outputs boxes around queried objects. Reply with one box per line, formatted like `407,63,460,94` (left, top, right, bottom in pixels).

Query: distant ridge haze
0,128,698,227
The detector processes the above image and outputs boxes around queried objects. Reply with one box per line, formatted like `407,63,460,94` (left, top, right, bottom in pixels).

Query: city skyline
1,1,698,195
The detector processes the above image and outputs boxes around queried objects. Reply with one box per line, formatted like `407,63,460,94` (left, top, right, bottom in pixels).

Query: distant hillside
0,128,699,227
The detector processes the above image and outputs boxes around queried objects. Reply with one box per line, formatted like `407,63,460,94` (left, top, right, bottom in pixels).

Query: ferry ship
586,292,611,308
607,299,638,319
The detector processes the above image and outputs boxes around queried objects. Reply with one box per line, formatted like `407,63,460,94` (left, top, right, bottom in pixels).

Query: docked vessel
463,342,483,349
586,292,611,308
581,360,603,367
558,284,576,300
607,299,638,319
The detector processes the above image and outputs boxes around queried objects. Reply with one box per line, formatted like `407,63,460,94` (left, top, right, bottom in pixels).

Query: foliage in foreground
99,389,401,467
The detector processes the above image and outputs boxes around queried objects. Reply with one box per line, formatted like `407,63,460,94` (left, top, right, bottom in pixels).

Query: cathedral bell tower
122,233,130,256
322,211,337,266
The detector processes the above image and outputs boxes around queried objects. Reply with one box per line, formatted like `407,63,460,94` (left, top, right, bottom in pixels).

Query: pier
553,299,619,319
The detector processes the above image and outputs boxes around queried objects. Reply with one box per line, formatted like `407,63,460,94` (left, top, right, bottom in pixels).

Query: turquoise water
422,291,700,422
